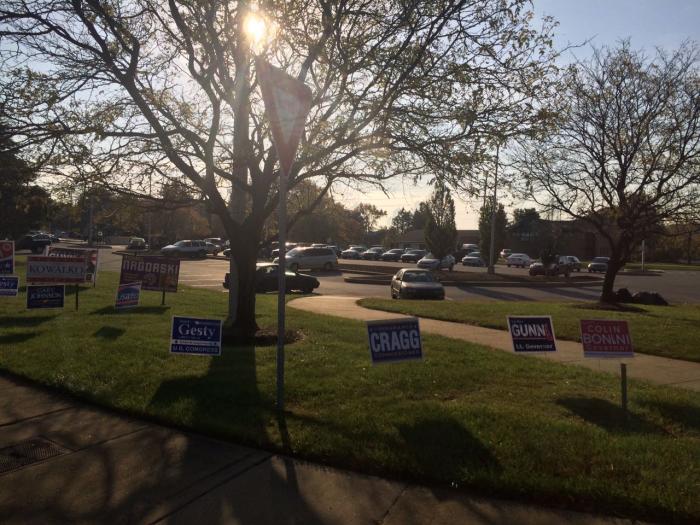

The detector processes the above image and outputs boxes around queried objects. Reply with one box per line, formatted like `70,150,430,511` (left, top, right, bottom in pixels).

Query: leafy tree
1,0,559,338
514,42,700,302
424,182,457,261
512,208,541,228
411,202,432,231
354,204,387,238
391,208,414,235
478,201,507,266
0,125,49,238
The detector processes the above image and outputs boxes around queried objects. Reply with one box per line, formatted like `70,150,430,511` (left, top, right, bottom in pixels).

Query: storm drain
0,437,67,474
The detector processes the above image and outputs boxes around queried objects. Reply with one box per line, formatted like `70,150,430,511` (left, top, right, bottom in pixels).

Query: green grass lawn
360,298,700,363
1,259,700,523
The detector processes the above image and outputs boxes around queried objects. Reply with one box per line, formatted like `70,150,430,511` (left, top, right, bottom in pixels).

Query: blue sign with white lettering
27,285,65,309
367,317,423,364
170,316,222,356
0,276,19,297
507,316,557,353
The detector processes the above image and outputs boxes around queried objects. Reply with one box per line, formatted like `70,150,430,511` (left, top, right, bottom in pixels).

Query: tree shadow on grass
0,315,58,327
398,417,501,483
557,397,666,435
0,332,38,344
90,305,170,316
637,399,700,431
93,326,126,340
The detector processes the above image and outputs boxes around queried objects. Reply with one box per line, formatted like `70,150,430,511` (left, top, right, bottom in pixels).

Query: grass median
1,260,699,523
359,298,700,363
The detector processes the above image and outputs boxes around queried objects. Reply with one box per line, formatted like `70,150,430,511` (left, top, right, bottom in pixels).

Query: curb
343,276,603,288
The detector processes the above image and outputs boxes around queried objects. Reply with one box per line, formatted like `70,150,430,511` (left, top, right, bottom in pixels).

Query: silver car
274,246,338,272
417,253,455,271
391,268,445,300
161,240,209,258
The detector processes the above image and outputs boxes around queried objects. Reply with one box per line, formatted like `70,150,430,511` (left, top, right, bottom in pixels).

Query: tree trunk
223,229,260,342
600,253,624,303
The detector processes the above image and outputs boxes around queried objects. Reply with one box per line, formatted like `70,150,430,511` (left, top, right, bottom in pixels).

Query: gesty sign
120,255,180,292
0,241,14,274
170,316,222,356
507,316,557,353
26,256,87,284
367,318,423,364
580,320,633,358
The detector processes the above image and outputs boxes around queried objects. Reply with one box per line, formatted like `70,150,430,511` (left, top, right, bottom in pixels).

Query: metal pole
88,194,94,247
75,284,79,310
620,363,628,415
276,170,288,411
488,143,499,275
641,240,645,272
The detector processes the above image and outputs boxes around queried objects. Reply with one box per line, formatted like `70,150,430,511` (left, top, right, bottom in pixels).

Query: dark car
16,233,52,253
390,268,444,300
127,237,149,251
400,249,426,263
529,256,572,277
564,256,582,272
380,248,405,262
461,252,485,267
223,263,319,294
588,256,610,273
361,246,385,260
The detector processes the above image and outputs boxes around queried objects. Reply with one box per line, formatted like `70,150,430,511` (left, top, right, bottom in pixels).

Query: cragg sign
367,318,423,364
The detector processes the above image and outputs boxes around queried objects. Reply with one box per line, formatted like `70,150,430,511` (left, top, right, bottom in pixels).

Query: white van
274,246,338,272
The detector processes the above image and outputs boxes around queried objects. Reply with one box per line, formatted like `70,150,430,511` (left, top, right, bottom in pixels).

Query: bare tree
1,0,558,338
514,42,700,302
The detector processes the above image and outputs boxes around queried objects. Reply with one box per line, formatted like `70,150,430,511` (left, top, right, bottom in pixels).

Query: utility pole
487,143,500,275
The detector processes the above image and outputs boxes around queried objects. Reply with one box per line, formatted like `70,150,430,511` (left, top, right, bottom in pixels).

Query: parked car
461,252,485,267
204,242,220,255
224,263,319,294
204,237,226,250
274,246,338,272
15,233,52,253
529,256,571,277
127,237,149,251
462,243,479,253
400,249,426,263
326,245,342,257
222,248,231,258
271,242,298,259
500,248,512,259
361,246,385,260
417,253,455,271
340,246,364,259
161,240,209,258
588,256,610,273
563,255,582,272
380,248,405,262
390,268,445,300
506,253,531,268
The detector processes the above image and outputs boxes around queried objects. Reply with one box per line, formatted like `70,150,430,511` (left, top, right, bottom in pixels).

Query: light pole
487,142,500,275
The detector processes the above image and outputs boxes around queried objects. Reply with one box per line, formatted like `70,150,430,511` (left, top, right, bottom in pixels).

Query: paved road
95,247,700,303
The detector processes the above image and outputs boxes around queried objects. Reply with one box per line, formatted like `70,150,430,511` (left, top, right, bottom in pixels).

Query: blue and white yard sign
367,317,423,364
115,282,141,309
170,316,222,356
507,316,557,353
0,276,19,297
27,285,65,309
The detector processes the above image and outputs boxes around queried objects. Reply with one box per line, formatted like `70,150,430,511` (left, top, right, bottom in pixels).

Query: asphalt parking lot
96,247,700,303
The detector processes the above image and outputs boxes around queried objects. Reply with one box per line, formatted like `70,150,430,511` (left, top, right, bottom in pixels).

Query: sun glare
244,12,267,49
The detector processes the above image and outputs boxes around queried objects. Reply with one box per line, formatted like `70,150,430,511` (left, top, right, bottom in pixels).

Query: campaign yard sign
46,246,99,283
170,317,222,356
27,285,65,309
507,316,557,353
120,255,180,292
580,320,634,358
0,241,14,274
0,276,19,297
115,282,141,309
367,318,423,364
26,256,87,284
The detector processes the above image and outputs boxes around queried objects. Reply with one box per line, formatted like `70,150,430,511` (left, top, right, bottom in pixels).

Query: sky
338,0,700,231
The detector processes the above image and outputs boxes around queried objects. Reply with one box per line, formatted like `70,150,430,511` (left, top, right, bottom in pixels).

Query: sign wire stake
620,363,628,419
75,284,79,310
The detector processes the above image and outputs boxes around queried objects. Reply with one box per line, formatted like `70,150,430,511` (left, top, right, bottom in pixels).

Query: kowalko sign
119,255,180,292
26,255,87,284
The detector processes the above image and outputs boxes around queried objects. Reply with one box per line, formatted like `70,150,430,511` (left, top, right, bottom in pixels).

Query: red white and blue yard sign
115,282,141,309
580,320,634,358
0,241,14,274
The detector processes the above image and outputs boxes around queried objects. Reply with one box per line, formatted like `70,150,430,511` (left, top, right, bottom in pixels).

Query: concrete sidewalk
290,295,700,392
0,373,648,524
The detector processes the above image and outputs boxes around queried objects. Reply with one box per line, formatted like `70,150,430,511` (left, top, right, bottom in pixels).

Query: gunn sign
170,316,222,356
367,318,423,364
507,316,557,353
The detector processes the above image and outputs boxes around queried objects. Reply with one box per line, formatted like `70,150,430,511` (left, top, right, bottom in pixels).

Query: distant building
506,218,608,259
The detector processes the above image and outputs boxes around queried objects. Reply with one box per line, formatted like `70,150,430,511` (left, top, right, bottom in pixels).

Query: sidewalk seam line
0,406,74,428
377,483,408,524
